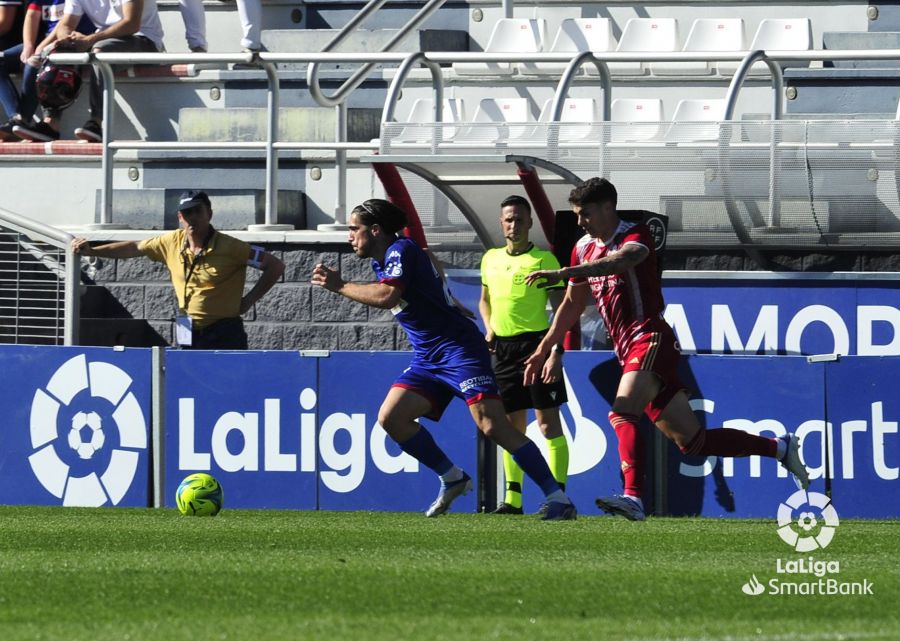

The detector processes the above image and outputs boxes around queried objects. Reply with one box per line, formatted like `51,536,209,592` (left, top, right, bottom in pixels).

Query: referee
479,195,570,515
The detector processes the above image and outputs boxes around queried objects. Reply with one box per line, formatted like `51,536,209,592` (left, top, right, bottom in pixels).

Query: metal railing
0,207,78,345
47,48,900,236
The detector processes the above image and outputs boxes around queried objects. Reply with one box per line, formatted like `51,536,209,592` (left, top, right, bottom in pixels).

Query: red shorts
620,326,686,422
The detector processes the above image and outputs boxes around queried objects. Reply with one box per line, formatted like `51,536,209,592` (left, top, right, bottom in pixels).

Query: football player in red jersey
524,177,810,521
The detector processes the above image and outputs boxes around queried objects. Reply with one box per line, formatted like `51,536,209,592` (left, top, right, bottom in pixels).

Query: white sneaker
595,494,646,521
779,433,810,490
425,472,472,517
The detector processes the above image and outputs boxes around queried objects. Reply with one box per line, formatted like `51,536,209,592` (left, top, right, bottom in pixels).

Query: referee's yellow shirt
139,229,252,328
480,245,563,337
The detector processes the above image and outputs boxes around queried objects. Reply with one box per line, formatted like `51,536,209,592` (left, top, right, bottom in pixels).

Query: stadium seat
665,98,727,142
391,98,466,144
718,18,813,76
610,98,665,143
518,18,614,76
652,18,746,76
452,98,533,143
532,98,602,142
452,19,546,76
610,18,679,76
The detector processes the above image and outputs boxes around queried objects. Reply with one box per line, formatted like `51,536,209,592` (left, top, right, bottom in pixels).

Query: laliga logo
527,370,606,474
29,354,147,506
776,490,840,552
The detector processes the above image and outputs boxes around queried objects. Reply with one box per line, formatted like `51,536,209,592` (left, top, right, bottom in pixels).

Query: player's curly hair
568,177,618,209
352,199,409,236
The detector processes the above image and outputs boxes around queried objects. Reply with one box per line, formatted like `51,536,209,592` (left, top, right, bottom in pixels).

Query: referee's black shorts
492,330,568,413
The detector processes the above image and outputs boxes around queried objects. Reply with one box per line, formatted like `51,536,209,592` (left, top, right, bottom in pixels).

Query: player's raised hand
310,263,344,292
523,349,547,386
525,269,564,288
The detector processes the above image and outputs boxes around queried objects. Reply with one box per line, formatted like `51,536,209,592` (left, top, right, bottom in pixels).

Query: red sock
681,428,777,458
609,411,644,497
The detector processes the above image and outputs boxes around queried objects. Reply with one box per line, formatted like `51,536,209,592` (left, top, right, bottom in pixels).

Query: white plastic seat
718,18,813,76
610,98,664,142
453,98,533,143
652,18,745,76
610,18,678,76
519,18,614,76
532,98,602,142
665,98,727,142
452,19,546,76
391,98,466,144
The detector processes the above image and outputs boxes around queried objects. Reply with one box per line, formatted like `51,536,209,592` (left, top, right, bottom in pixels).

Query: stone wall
79,243,484,351
80,242,900,350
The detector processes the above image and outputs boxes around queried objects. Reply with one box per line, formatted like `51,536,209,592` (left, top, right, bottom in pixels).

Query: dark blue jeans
0,43,22,120
0,45,48,122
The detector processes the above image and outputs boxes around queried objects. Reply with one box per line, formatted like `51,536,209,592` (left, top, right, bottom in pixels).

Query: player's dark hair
352,199,408,236
499,195,531,215
569,177,618,209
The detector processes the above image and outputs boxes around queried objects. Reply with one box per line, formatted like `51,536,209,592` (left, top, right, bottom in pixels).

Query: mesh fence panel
381,119,900,248
0,230,68,345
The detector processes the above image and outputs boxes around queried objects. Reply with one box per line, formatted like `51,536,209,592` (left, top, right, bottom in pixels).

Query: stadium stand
651,18,746,76
518,18,614,76
451,18,546,76
4,1,900,349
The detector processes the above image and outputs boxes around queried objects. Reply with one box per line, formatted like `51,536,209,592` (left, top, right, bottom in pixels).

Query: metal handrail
306,0,448,109
0,207,79,345
46,48,900,233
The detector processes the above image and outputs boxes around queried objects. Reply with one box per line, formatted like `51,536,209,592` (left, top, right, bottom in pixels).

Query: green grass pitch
0,506,896,641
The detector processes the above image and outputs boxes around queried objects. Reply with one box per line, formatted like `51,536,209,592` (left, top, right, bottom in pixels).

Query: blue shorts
392,350,501,421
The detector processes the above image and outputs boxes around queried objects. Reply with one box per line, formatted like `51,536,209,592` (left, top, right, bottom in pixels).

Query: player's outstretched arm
524,285,588,385
562,244,649,280
310,263,403,309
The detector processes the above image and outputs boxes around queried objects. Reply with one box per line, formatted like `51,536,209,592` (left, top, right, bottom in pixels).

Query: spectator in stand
17,0,165,142
0,0,92,141
178,0,206,53
0,0,22,53
235,0,261,55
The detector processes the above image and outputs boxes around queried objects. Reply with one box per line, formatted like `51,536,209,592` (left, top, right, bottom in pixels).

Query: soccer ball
176,473,223,516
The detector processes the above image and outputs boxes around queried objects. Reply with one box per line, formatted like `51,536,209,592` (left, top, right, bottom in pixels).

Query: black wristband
552,344,565,355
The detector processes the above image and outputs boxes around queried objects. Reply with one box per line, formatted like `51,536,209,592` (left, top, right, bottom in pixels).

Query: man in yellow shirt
479,195,570,514
72,190,284,349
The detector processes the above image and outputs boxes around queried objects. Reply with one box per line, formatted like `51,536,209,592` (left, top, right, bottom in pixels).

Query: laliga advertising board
164,351,480,512
0,346,151,507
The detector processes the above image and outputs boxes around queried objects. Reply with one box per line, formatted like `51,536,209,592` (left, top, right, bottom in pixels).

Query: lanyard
181,229,214,308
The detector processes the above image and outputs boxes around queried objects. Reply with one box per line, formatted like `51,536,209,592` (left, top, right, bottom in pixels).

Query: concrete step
178,106,380,142
96,187,306,230
823,32,900,67
262,28,468,70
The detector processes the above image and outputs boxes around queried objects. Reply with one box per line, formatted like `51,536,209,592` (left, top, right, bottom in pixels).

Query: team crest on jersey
384,250,403,278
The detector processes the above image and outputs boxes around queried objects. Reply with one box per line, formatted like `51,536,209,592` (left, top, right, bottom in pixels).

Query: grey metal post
151,346,166,508
248,61,293,231
317,102,349,231
93,61,125,229
64,243,80,345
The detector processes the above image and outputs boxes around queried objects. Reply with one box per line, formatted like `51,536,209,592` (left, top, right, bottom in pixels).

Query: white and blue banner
165,350,319,510
164,351,479,513
2,344,896,517
0,345,151,507
446,271,900,356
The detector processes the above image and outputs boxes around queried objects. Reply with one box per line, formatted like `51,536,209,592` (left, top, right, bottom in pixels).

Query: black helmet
36,62,83,110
